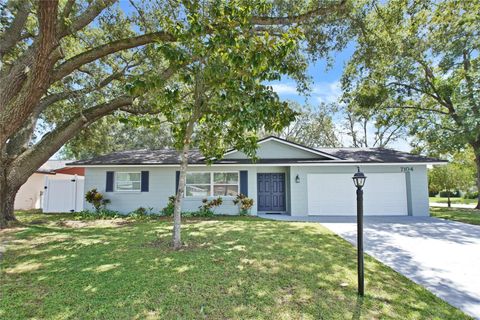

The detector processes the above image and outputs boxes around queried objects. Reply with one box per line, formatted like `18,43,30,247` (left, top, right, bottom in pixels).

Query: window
116,172,141,191
185,172,239,197
186,172,211,197
213,172,239,196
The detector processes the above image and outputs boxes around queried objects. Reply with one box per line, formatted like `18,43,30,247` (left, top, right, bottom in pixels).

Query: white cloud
312,81,342,104
269,83,298,95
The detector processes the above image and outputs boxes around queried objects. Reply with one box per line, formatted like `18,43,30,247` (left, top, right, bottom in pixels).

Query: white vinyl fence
43,175,84,213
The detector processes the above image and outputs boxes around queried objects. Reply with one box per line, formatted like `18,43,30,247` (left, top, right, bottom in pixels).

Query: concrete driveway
259,214,480,319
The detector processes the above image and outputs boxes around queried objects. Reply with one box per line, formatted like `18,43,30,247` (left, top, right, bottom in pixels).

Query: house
14,160,84,210
68,136,445,216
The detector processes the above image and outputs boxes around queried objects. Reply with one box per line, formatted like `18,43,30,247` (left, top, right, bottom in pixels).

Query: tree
130,1,307,249
274,102,340,148
342,0,480,208
0,0,349,227
429,163,472,208
61,115,173,159
340,105,407,148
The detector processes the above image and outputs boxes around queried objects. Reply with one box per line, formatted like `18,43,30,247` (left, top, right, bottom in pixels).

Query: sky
267,43,411,151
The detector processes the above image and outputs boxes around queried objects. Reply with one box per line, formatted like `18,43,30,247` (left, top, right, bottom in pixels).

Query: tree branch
10,95,133,183
52,31,176,82
0,0,59,146
58,0,117,38
0,0,31,57
251,0,347,25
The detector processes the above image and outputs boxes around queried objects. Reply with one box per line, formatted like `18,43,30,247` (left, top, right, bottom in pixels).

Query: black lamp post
352,166,366,296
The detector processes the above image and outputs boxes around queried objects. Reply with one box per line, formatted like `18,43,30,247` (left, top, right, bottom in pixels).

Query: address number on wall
401,167,414,172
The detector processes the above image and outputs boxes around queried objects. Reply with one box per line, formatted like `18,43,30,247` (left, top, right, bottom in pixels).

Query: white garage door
307,173,408,216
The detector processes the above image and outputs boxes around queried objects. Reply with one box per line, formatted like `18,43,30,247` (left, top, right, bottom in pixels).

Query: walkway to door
258,214,480,319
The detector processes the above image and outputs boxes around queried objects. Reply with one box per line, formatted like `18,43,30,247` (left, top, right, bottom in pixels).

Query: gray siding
85,166,286,215
84,164,429,217
223,140,321,159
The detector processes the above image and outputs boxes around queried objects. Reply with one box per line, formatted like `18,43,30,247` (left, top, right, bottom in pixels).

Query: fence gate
43,176,84,213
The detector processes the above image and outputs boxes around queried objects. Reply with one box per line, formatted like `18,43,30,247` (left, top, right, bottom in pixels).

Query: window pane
116,181,140,191
214,172,238,184
186,185,211,197
213,185,238,196
186,172,210,184
117,172,141,182
116,172,141,191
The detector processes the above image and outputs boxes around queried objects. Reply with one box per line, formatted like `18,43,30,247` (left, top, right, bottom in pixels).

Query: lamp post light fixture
352,166,366,297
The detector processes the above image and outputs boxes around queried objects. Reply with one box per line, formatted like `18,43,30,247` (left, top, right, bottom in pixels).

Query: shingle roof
68,143,444,166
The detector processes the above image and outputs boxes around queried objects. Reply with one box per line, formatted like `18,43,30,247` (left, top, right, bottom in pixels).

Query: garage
307,173,408,216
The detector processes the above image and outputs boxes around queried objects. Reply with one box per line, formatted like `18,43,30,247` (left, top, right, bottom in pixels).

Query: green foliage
464,191,479,200
233,194,254,215
74,209,121,220
198,197,223,216
84,189,111,212
343,0,480,154
162,196,177,216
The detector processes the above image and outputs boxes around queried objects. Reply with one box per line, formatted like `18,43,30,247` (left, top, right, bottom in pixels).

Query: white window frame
115,171,141,192
185,171,239,198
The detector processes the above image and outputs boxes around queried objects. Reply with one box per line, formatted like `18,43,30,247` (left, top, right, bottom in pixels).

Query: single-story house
68,136,445,216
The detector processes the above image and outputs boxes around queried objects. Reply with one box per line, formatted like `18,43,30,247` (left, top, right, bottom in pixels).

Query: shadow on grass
0,213,471,320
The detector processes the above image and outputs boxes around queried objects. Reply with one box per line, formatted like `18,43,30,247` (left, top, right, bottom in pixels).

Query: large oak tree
0,0,348,227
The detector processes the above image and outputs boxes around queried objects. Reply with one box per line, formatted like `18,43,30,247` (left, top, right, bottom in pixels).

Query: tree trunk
475,149,480,210
447,191,451,208
172,141,190,250
172,119,196,250
0,166,19,228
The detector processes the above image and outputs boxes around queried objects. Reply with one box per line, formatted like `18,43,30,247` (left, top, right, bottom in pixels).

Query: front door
257,173,286,212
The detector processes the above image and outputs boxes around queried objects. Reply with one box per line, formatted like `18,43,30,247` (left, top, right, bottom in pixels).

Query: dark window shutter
240,170,248,196
175,171,180,193
106,171,114,192
141,171,149,192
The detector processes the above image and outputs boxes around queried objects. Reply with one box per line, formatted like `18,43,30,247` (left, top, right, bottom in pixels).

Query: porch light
295,174,300,183
352,167,366,188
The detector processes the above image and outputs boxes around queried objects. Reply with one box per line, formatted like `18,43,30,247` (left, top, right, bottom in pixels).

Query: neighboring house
14,160,84,210
69,136,445,216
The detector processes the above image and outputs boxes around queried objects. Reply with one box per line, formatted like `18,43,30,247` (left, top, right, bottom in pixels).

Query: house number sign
400,167,414,172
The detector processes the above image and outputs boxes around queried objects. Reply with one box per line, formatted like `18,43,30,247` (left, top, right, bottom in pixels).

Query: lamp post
352,166,366,296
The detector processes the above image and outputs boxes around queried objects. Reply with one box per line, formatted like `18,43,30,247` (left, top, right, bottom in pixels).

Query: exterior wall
14,173,46,210
223,140,321,159
14,173,81,210
84,164,429,216
84,166,289,215
289,164,429,217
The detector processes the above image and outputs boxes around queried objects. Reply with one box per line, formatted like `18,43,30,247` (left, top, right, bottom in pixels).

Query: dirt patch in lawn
55,219,131,229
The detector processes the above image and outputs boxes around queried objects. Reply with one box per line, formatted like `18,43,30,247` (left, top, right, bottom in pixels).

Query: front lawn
429,197,477,205
0,211,470,319
431,207,480,225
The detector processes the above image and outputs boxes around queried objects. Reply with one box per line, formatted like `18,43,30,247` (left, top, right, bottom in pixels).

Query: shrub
197,197,223,216
233,194,254,215
75,209,120,220
162,196,176,216
464,191,479,199
85,188,110,211
129,207,155,220
439,190,461,198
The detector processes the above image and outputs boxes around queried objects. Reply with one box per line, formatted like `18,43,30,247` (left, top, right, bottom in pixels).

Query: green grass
431,207,480,225
0,211,471,320
429,197,477,205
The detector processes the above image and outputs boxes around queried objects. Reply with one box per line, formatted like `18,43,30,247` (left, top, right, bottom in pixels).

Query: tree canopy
342,0,480,207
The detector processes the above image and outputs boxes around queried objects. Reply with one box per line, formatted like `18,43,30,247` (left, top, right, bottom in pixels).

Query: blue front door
257,173,286,212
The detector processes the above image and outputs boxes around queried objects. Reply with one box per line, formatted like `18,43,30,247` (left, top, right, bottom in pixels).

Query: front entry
257,173,286,212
